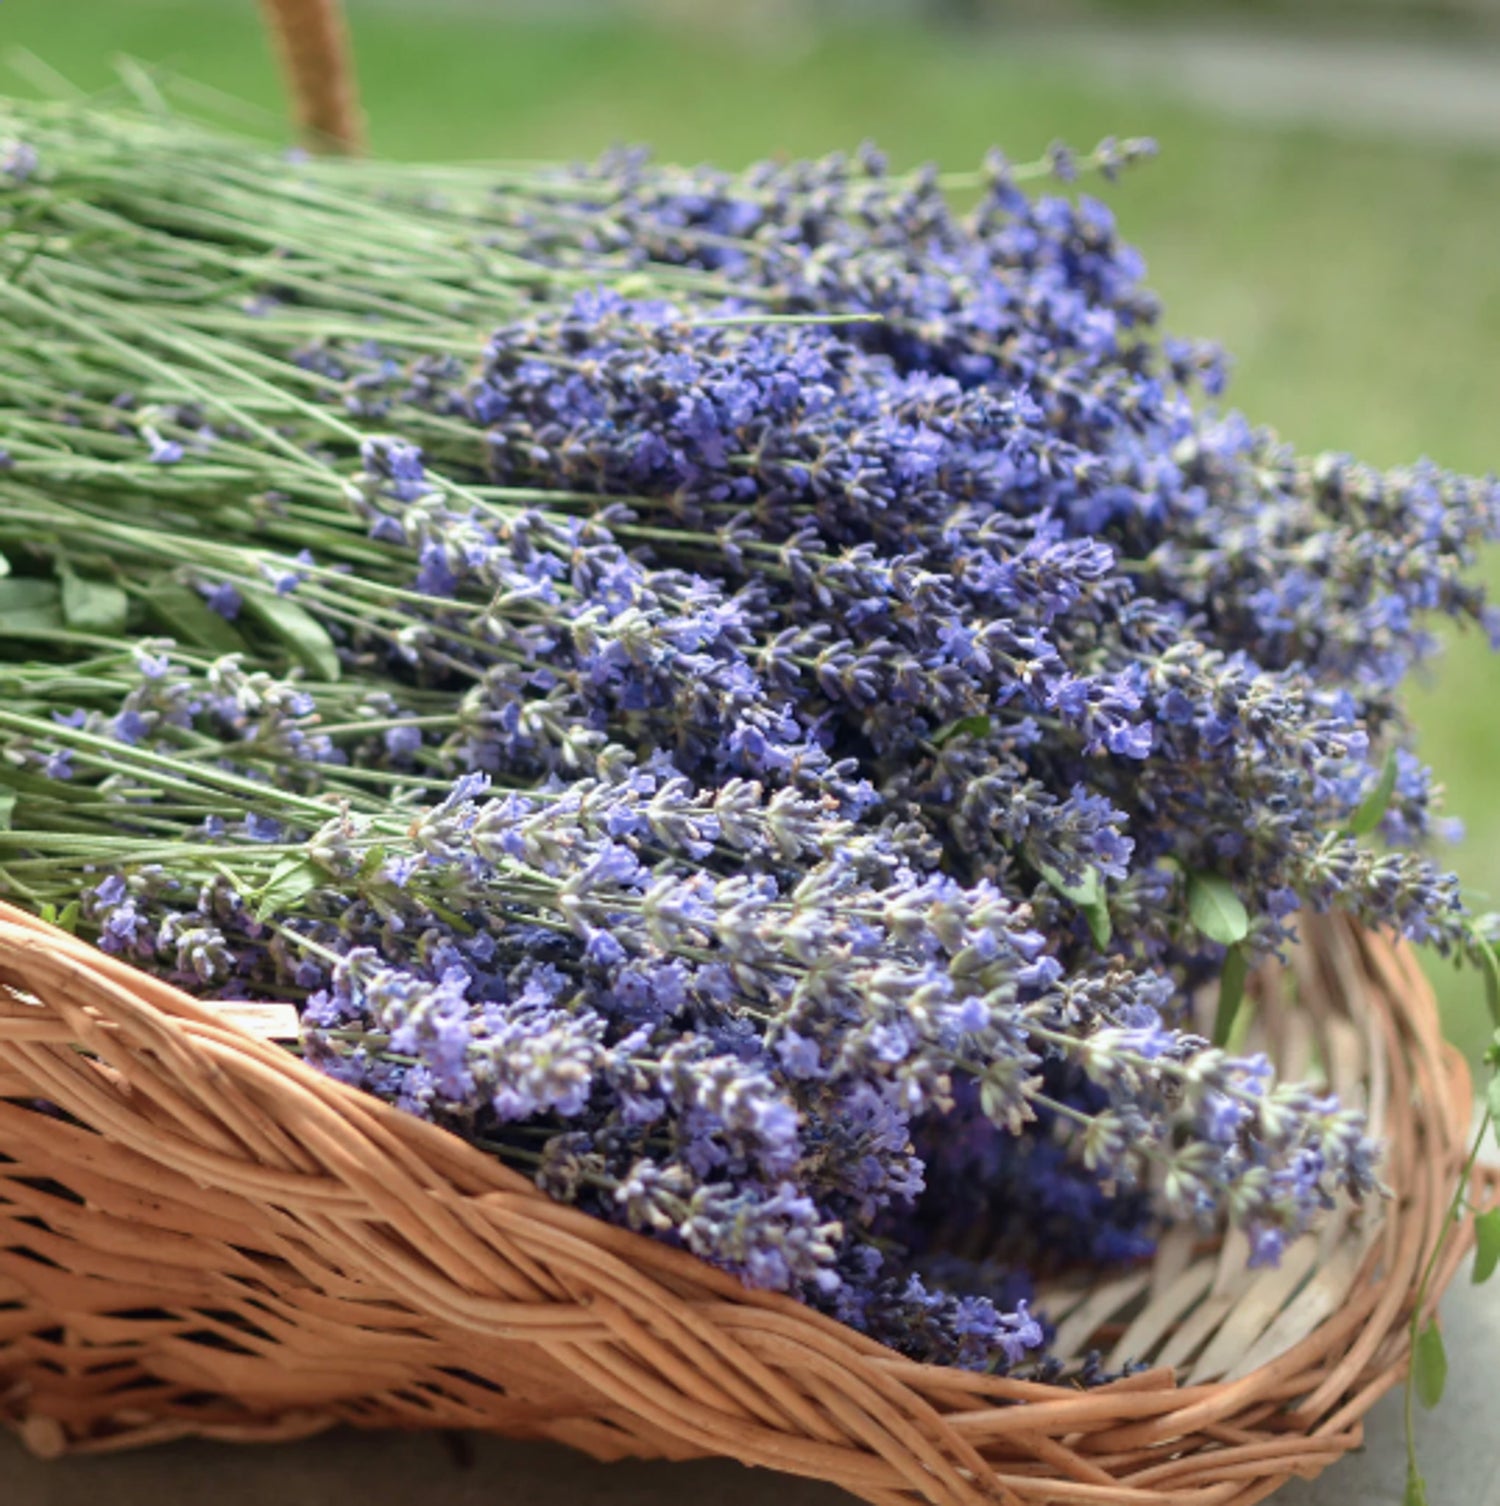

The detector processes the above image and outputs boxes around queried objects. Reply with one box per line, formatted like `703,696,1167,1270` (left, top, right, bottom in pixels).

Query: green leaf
241,589,339,681
1478,937,1500,1032
1404,1465,1428,1506
0,550,10,578
1472,1208,1500,1285
932,714,992,748
1211,941,1250,1047
53,899,80,935
146,580,245,654
1413,1319,1447,1410
252,856,324,923
1346,747,1399,838
1039,861,1100,909
1187,871,1250,947
1487,1074,1500,1126
0,791,14,831
1079,898,1111,951
0,577,64,634
59,569,129,635
0,580,53,608
1039,862,1111,949
1468,912,1500,943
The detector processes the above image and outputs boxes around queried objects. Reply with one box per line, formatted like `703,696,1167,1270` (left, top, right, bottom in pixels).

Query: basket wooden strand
0,899,1494,1504
258,0,364,153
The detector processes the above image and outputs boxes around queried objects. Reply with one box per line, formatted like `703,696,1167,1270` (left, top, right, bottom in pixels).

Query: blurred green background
3,0,1498,1057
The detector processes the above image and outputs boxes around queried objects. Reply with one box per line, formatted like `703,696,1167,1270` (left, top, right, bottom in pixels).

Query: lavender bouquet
0,99,1496,1383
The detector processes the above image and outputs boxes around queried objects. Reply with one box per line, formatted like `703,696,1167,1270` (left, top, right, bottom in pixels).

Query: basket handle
258,0,365,154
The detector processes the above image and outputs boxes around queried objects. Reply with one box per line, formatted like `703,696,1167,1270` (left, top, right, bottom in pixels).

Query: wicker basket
0,896,1492,1504
1,7,1492,1500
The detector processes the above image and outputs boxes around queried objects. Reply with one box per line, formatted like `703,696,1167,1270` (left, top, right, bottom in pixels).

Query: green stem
1404,1107,1493,1493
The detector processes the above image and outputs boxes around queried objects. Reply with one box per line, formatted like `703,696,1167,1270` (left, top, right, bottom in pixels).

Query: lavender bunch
0,647,1385,1356
293,289,1480,971
0,99,1495,1376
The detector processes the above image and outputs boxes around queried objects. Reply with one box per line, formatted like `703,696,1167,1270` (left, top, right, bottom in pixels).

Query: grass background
3,0,1497,1057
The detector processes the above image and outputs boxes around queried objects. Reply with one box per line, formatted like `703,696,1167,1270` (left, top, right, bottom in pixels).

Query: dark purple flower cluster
329,279,1476,976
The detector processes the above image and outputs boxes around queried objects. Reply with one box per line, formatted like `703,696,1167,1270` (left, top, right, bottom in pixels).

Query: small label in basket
211,1000,301,1041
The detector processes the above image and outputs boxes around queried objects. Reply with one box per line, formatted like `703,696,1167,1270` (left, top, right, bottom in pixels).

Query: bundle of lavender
0,97,1496,1378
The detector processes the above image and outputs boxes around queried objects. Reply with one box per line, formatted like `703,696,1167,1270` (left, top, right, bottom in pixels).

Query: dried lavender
0,100,1495,1376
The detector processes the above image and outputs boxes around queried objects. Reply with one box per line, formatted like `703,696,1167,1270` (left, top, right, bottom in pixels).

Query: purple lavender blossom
7,129,1496,1383
142,426,184,465
199,580,243,620
0,139,37,186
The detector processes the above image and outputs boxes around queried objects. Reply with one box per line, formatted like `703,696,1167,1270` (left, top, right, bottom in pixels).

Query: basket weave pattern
0,899,1492,1505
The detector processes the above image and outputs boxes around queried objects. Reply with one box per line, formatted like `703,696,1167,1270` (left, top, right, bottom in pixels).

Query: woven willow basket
0,897,1492,1504
1,6,1492,1501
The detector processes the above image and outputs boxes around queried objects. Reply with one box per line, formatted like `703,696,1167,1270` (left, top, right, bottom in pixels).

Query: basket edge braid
258,0,364,153
0,898,1492,1506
